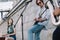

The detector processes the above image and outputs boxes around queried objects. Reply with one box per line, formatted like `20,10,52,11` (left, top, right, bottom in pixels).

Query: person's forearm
42,18,47,21
38,18,47,22
8,33,16,36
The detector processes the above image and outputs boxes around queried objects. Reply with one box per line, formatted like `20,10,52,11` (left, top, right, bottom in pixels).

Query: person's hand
2,34,7,37
2,34,9,37
34,18,38,21
38,18,42,22
53,7,60,16
34,18,42,22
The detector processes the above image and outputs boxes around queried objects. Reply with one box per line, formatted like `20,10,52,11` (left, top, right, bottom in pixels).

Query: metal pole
21,3,28,40
1,12,3,19
20,1,32,40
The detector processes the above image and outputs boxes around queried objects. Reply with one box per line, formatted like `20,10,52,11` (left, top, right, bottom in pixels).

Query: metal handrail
6,0,26,17
0,0,27,25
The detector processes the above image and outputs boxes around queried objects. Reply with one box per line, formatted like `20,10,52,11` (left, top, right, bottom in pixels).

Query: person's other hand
2,34,8,37
53,7,60,16
34,18,38,21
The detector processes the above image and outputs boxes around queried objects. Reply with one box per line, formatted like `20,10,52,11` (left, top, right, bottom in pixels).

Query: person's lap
28,24,45,33
28,24,45,40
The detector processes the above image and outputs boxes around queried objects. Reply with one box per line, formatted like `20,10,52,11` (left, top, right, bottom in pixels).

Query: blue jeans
28,24,45,40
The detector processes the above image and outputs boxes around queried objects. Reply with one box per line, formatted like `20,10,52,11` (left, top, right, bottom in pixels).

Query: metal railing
0,0,27,25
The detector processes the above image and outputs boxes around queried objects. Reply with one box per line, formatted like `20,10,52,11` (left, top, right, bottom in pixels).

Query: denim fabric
28,24,45,40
